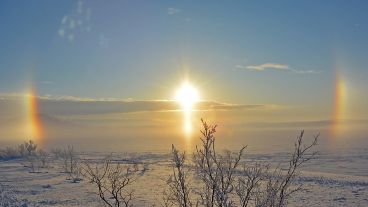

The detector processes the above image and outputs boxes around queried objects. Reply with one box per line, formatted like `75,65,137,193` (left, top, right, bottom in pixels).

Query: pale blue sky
0,1,367,109
1,1,368,150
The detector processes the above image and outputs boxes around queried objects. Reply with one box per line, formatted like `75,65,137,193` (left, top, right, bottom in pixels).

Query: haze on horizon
1,1,368,152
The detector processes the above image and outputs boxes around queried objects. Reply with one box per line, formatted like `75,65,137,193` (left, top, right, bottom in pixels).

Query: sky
0,1,368,151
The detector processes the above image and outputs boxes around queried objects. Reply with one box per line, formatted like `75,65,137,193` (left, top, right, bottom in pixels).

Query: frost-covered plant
193,120,245,207
20,140,51,173
0,140,37,160
164,145,193,207
0,147,20,160
51,147,64,159
50,146,80,181
18,143,26,157
25,153,39,173
82,157,136,207
0,140,51,173
38,149,48,168
166,119,318,207
0,184,20,207
22,140,37,156
253,130,318,207
58,145,81,182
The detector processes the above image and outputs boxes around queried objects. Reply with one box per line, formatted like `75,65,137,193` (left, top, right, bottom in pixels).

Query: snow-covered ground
1,151,367,207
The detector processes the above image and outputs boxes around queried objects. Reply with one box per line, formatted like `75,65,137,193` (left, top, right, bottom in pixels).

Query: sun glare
175,81,199,138
175,81,199,111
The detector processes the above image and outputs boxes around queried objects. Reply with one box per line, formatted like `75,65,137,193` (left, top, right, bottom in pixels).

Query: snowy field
1,150,368,207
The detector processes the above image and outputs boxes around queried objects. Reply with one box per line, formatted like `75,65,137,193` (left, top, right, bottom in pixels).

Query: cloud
196,101,273,111
38,100,272,115
168,8,180,15
289,69,321,74
236,63,321,74
58,28,65,37
245,119,368,128
0,94,275,116
58,0,92,42
245,63,289,71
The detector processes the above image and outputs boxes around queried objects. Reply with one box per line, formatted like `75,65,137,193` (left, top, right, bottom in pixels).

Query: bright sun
175,81,199,111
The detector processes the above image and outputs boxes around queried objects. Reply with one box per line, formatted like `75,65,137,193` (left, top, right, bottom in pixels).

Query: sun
175,81,199,111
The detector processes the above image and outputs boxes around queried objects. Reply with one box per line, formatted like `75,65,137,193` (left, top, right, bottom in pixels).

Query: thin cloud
0,94,276,116
168,8,180,15
289,69,321,74
58,0,92,42
236,63,321,74
196,101,274,111
38,100,274,115
245,119,368,128
246,63,289,71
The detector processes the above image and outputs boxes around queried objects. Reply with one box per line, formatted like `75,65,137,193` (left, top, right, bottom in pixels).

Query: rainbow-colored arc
26,89,44,144
331,71,345,137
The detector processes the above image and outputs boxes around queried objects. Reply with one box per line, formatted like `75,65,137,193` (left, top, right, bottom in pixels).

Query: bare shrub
235,163,268,207
51,147,64,159
253,131,318,207
18,140,39,173
59,145,81,182
166,119,318,207
0,140,38,160
193,121,245,207
0,147,20,160
22,140,37,156
18,144,26,157
18,143,27,157
0,140,51,173
82,157,136,207
25,153,39,173
38,149,49,168
164,145,194,207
